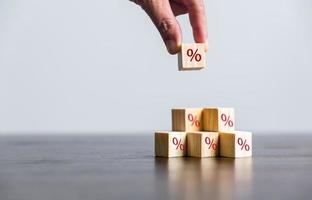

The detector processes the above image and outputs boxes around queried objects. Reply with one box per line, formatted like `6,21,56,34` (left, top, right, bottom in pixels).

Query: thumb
140,0,182,54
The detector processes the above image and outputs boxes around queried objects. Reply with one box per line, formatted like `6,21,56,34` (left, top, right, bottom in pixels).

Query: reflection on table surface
1,135,312,200
154,157,253,200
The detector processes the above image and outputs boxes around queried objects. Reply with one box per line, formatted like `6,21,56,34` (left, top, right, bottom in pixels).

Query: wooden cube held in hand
172,108,203,131
187,131,219,157
219,131,252,158
178,43,206,71
203,108,235,132
155,131,187,157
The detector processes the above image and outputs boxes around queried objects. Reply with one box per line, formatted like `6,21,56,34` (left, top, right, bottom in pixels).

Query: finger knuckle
157,18,177,37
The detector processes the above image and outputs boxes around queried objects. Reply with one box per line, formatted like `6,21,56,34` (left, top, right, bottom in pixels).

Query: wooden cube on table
203,108,235,133
155,131,187,157
178,43,206,71
187,131,219,157
172,108,203,131
219,131,252,158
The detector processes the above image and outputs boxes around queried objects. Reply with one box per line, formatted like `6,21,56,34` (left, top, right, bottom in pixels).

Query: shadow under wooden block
187,131,219,157
172,108,203,131
202,107,235,132
219,131,252,158
155,131,187,157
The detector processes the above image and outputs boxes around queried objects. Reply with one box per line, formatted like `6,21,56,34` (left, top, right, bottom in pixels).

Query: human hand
131,0,207,54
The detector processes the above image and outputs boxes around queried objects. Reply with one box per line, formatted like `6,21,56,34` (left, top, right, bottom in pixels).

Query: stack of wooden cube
155,108,252,158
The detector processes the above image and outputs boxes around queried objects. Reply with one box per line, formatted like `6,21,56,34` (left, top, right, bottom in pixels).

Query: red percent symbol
237,137,250,151
187,48,202,62
172,137,184,150
188,114,200,127
205,137,217,150
221,113,234,127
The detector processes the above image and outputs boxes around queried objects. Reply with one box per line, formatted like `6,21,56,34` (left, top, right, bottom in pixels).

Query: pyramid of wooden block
154,107,252,158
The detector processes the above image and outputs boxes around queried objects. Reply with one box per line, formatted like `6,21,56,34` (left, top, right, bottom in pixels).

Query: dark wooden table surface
0,134,311,200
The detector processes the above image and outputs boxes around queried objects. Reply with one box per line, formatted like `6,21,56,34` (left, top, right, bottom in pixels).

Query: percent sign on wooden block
155,131,187,157
221,113,234,127
203,108,235,132
205,136,217,151
187,132,219,157
219,131,252,158
172,137,184,150
172,108,203,131
187,113,200,127
237,137,251,151
178,43,206,71
187,48,202,62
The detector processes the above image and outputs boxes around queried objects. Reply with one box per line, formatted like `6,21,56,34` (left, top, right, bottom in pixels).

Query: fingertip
165,40,181,54
193,33,208,52
193,28,208,44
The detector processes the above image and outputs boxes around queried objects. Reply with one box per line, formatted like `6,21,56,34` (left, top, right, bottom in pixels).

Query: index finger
185,0,207,44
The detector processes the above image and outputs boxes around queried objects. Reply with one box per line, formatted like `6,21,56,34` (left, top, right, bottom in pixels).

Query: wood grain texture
155,131,187,157
187,131,219,157
155,132,169,157
172,108,203,131
203,108,235,132
219,131,252,158
178,43,206,71
187,132,202,157
171,109,186,131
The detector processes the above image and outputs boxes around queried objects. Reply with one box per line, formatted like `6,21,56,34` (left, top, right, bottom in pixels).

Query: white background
0,0,311,134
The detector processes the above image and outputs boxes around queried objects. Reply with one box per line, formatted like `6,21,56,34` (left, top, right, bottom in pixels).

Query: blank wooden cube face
178,43,206,71
187,132,219,157
219,131,252,158
172,108,203,131
203,108,235,132
155,131,187,157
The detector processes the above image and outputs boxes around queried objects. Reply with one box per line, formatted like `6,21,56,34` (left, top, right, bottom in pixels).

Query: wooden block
219,131,252,158
155,131,187,157
172,108,203,131
202,108,235,132
187,131,219,157
178,43,206,71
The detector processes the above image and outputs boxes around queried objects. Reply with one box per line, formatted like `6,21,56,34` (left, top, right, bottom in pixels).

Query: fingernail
165,40,177,54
